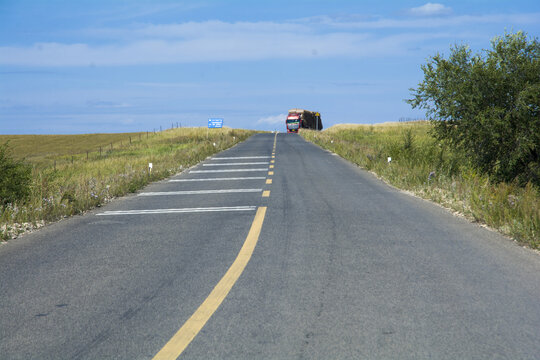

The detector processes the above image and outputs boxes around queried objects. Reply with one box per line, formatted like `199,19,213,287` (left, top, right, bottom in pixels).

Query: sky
1,0,539,134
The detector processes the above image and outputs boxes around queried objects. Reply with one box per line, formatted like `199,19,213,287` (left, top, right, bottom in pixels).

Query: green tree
408,31,540,185
0,142,32,205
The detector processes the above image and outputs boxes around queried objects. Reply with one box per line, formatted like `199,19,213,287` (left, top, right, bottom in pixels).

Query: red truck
286,109,323,133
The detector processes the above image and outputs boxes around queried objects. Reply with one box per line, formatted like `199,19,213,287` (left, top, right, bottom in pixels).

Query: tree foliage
408,31,540,185
0,142,32,205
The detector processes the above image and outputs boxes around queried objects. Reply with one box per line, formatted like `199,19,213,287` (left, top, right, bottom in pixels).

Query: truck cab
286,114,300,133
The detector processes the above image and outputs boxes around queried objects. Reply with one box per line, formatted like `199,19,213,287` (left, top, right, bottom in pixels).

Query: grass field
0,127,255,240
0,132,148,167
301,122,539,249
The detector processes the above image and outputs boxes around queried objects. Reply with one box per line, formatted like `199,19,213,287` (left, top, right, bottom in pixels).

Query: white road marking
211,156,270,160
169,177,266,182
190,168,268,173
138,189,262,196
97,206,257,216
203,162,269,166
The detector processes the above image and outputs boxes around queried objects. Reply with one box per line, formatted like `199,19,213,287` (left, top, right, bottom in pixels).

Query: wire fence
40,123,183,172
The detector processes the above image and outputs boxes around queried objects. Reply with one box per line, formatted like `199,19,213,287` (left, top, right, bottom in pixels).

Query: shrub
408,31,540,185
0,143,32,205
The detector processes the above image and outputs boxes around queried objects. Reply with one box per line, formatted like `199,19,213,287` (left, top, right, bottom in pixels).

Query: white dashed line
169,177,266,182
212,156,270,160
190,168,268,173
203,162,269,166
138,189,262,196
97,206,257,216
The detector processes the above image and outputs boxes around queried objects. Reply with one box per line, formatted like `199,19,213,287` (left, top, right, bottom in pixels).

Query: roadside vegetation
408,31,539,186
301,123,539,249
302,31,539,249
0,128,254,240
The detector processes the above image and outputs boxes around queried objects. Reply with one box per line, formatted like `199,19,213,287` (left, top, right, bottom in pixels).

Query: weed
301,123,539,249
0,143,32,205
0,127,255,241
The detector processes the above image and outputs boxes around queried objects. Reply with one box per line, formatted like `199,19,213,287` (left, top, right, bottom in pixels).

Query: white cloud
87,100,130,108
257,114,287,125
408,3,452,17
0,12,538,67
0,32,393,66
302,13,540,29
84,21,310,41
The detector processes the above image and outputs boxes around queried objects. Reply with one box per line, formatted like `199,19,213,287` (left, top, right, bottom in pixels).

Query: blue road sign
208,118,224,128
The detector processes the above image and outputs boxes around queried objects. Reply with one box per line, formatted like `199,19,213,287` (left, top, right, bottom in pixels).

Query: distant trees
408,31,540,185
0,143,32,205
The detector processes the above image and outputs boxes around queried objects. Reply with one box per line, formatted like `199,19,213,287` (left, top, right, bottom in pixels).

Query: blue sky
1,1,539,134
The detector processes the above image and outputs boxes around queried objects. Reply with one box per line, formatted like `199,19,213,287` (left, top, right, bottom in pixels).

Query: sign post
207,118,224,139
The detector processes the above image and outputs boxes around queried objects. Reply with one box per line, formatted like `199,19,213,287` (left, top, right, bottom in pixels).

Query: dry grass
301,123,539,249
0,132,148,167
1,127,256,240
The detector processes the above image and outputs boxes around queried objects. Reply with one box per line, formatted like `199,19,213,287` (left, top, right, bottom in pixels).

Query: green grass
301,122,539,249
0,127,255,240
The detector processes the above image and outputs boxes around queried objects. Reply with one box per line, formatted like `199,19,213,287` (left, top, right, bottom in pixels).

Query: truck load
286,109,323,133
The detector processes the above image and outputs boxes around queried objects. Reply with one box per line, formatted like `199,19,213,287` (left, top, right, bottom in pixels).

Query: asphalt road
1,133,539,359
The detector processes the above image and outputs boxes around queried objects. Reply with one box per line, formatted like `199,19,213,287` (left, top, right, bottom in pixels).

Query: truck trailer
286,109,323,133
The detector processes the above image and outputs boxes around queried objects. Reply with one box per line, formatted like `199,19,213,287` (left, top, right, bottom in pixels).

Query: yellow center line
268,171,274,176
262,190,270,197
266,179,272,184
269,165,274,169
270,160,275,164
152,207,267,360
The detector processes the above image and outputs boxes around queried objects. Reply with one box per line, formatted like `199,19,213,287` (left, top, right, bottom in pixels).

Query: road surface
1,133,539,359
